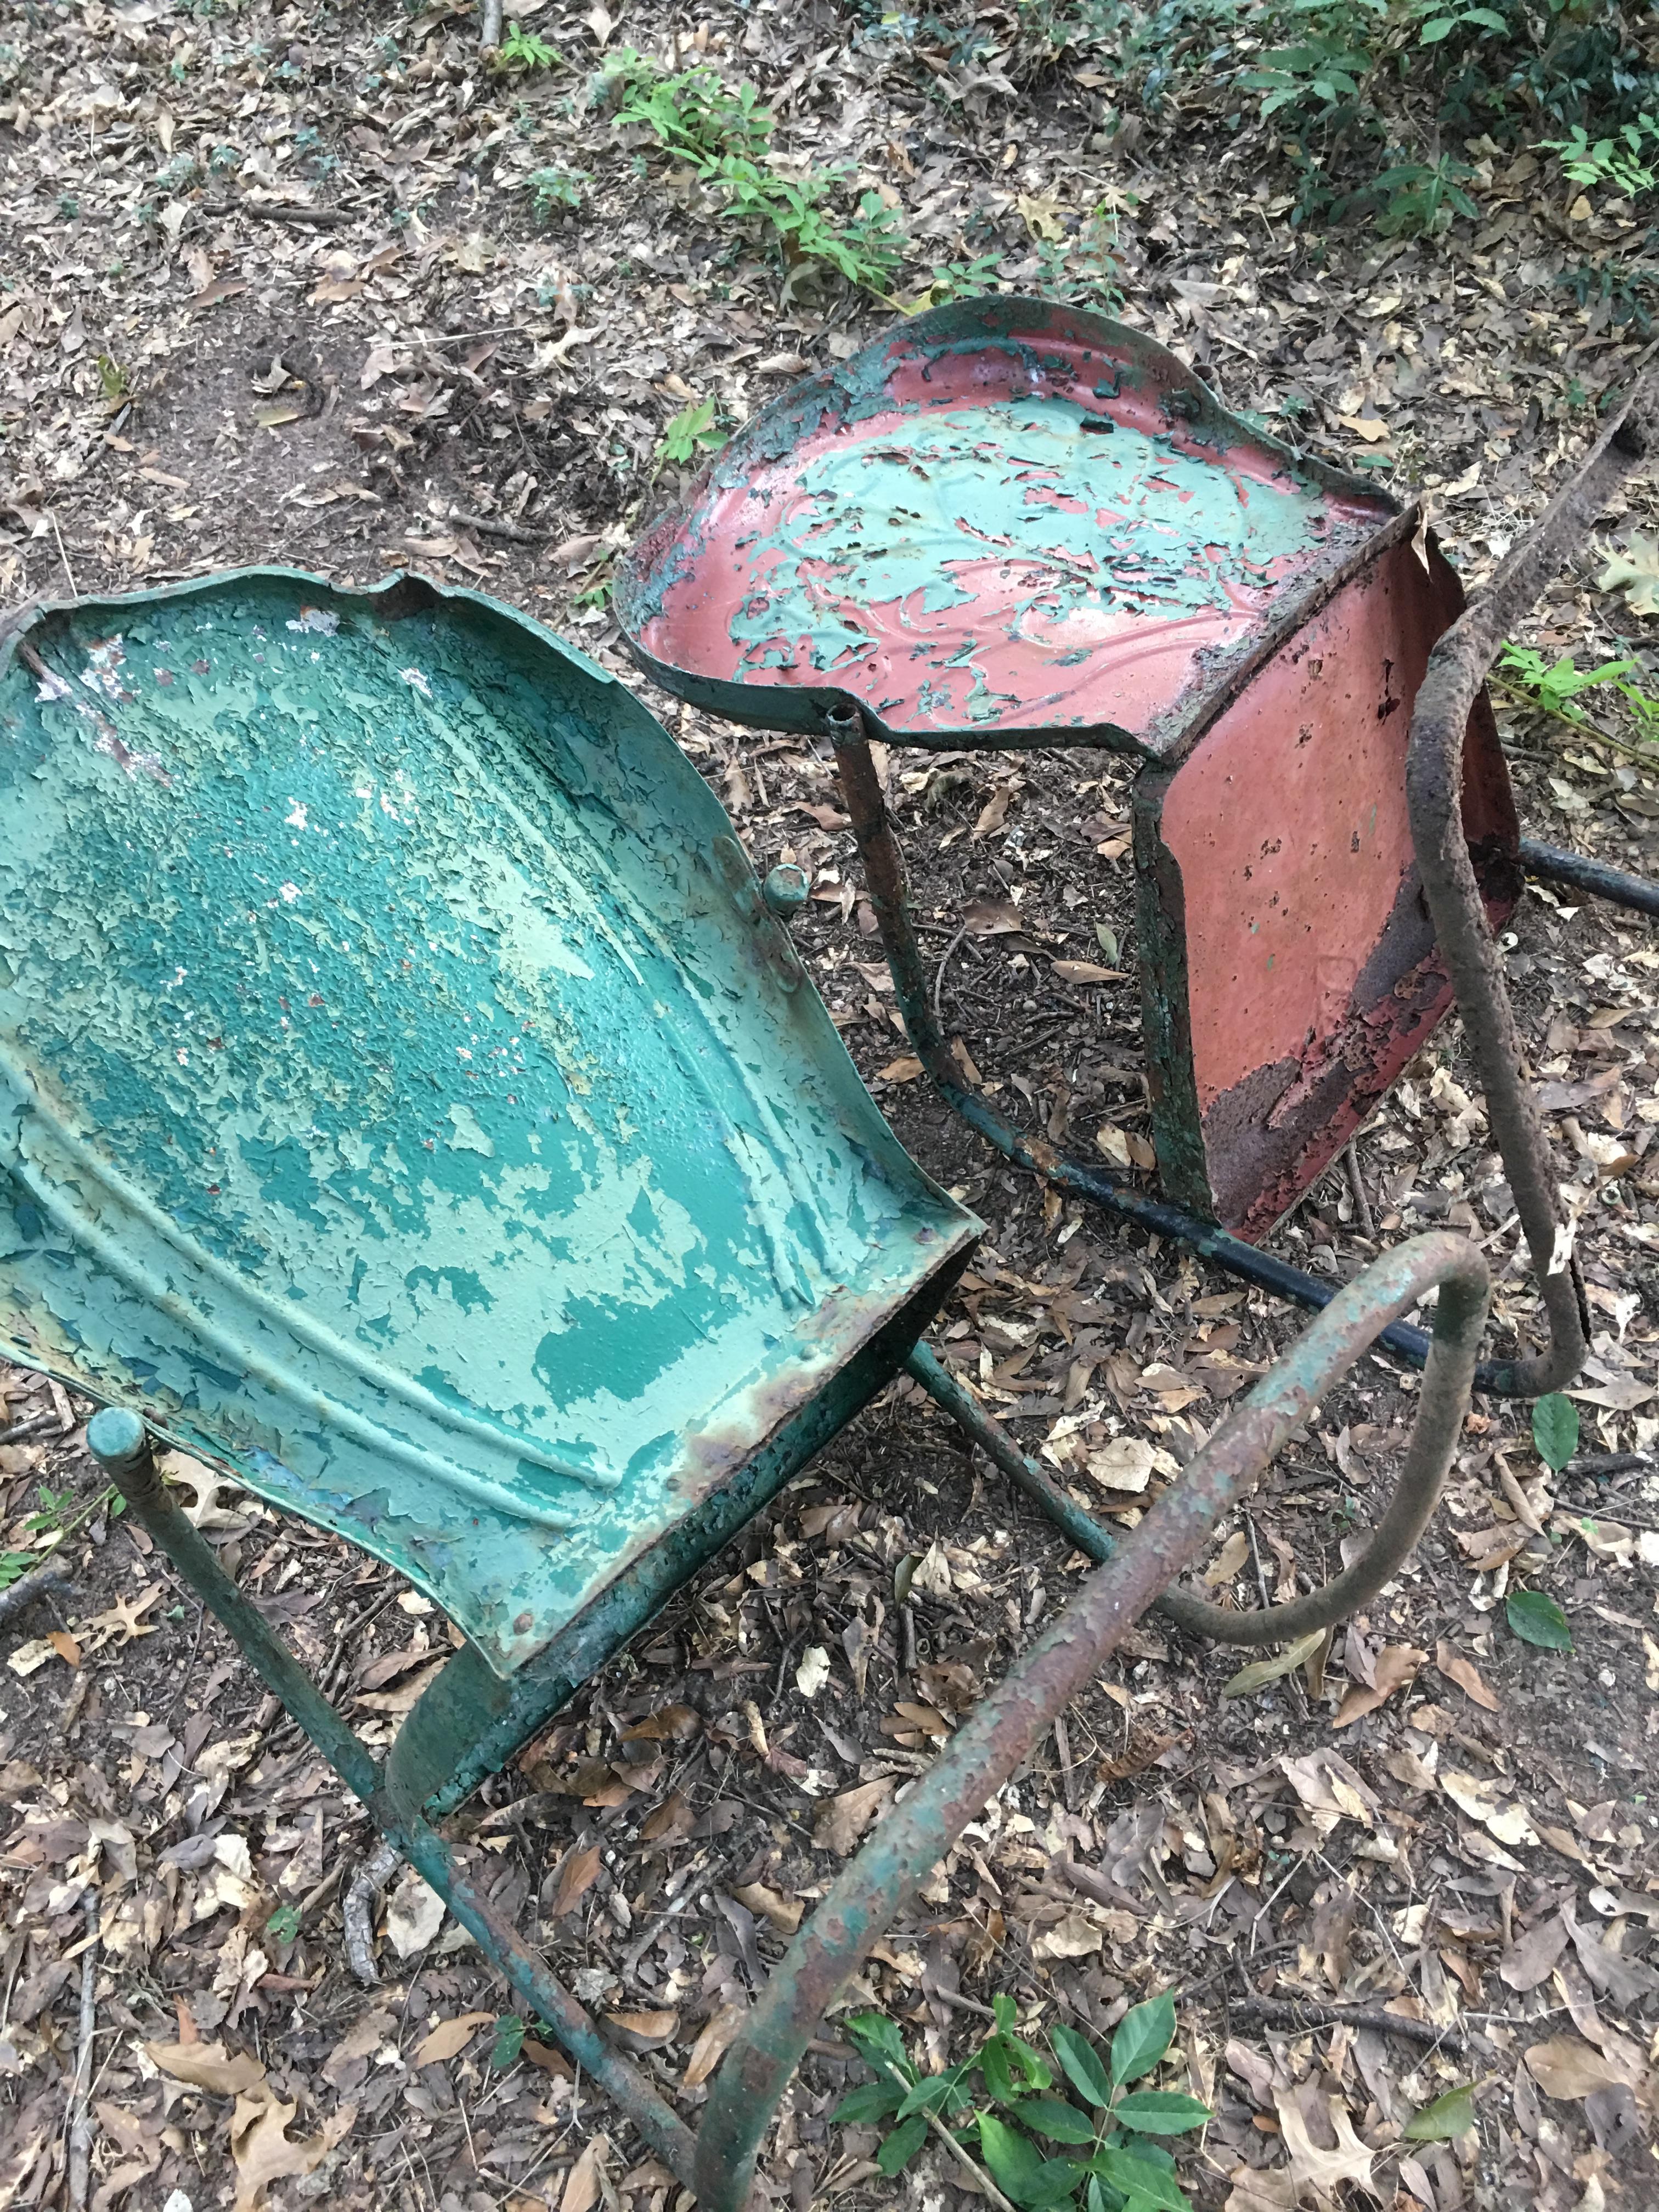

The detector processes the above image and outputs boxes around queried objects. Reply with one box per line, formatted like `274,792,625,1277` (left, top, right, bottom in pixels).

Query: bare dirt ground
2,4,1658,2211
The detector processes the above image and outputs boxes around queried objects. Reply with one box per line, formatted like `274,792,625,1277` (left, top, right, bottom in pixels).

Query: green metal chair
0,569,1487,2210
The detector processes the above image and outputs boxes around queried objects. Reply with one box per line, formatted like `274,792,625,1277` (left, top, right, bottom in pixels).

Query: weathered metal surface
85,1408,699,2190
1519,837,1659,918
828,713,1528,1391
619,298,1400,753
906,1338,1457,1643
1405,371,1659,1395
1,569,978,1675
697,1232,1491,2212
1138,532,1519,1238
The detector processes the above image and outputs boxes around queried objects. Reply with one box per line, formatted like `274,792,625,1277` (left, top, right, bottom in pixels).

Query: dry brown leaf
1222,1629,1328,1701
146,2039,267,2096
1053,960,1125,985
640,1792,693,1844
1271,2087,1375,2204
1224,2169,1297,2212
814,1776,895,1855
731,1881,804,1934
1524,2036,1629,2101
876,1054,924,1084
559,2131,612,2212
1441,1769,1538,1847
1434,1641,1499,1712
605,2008,679,2050
618,1703,699,1743
682,2001,748,2090
412,2011,495,2067
550,1844,601,1919
1203,1531,1250,1586
1032,1910,1104,1961
1499,1914,1568,1992
230,2092,356,2211
1333,1643,1424,1727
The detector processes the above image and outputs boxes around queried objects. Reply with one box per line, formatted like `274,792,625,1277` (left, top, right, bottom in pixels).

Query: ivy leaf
1110,1993,1175,2086
489,2015,526,2071
1113,2090,1211,2135
1019,2096,1099,2145
1532,1393,1579,1472
1051,2022,1113,2109
876,2113,929,2176
1403,2083,1478,2141
1506,1589,1574,1652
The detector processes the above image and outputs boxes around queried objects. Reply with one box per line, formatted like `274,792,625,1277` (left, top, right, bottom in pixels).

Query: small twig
0,1410,59,1448
1232,1994,1466,2054
66,1889,98,2212
204,199,358,226
345,1836,401,1985
1244,1515,1273,1613
442,505,555,545
929,1985,998,2022
50,515,78,599
1052,1711,1078,1815
1343,1141,1375,1240
933,921,968,1031
1567,1450,1654,1479
0,1561,72,1633
872,2056,1018,2212
900,1601,917,1675
1054,1857,1148,1917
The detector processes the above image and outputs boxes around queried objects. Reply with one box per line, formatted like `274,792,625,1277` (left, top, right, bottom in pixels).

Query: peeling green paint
0,569,978,1674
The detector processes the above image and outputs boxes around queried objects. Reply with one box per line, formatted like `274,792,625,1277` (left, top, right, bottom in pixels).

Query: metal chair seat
0,570,976,1675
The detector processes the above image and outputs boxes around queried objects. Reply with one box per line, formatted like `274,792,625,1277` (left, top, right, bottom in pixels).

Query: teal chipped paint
618,297,1399,757
0,568,979,1675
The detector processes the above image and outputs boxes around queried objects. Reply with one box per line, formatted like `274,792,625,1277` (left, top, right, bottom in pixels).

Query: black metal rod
1520,836,1659,918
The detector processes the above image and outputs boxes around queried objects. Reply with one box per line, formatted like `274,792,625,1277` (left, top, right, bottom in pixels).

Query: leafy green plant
1031,210,1125,308
1506,1587,1573,1651
264,1903,301,1945
525,164,589,221
1541,113,1659,196
710,155,904,298
1367,152,1481,235
1496,642,1641,722
613,55,774,165
653,394,725,477
0,1550,38,1591
837,1990,1209,2208
1532,1390,1580,1472
496,21,563,71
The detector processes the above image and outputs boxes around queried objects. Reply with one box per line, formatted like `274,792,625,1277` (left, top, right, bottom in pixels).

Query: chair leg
83,1408,698,2192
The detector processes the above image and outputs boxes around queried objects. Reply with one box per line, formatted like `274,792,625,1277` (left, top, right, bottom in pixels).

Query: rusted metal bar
1407,370,1658,1398
696,1231,1488,2211
1519,836,1659,919
830,705,1521,1393
83,1408,699,2190
905,1340,1455,1645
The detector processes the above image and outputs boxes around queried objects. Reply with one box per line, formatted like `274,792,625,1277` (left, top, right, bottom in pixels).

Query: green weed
837,1989,1209,2207
495,22,563,71
612,54,774,164
653,394,725,478
525,164,588,221
1540,112,1659,196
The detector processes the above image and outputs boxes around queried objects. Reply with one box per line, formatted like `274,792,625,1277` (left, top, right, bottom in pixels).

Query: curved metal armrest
1407,373,1659,1397
695,1231,1490,2212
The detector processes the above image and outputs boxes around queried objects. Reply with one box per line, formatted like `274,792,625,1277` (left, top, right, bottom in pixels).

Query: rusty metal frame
88,1226,1486,2211
827,370,1659,1403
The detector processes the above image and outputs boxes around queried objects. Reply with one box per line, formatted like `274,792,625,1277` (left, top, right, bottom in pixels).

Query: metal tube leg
83,1408,698,2192
907,1340,1458,1645
693,1232,1490,2212
1519,836,1659,919
827,706,1527,1397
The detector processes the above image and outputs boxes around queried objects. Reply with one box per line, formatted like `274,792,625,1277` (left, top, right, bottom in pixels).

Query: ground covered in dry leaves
3,3,1659,2210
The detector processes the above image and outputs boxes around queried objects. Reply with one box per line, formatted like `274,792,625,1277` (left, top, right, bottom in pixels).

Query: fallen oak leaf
1271,2086,1375,2203
1524,2035,1632,2101
682,2001,747,2091
146,2040,267,2096
411,2011,495,2067
1434,1640,1499,1712
812,1776,894,1855
1333,1643,1424,1727
230,2091,356,2212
